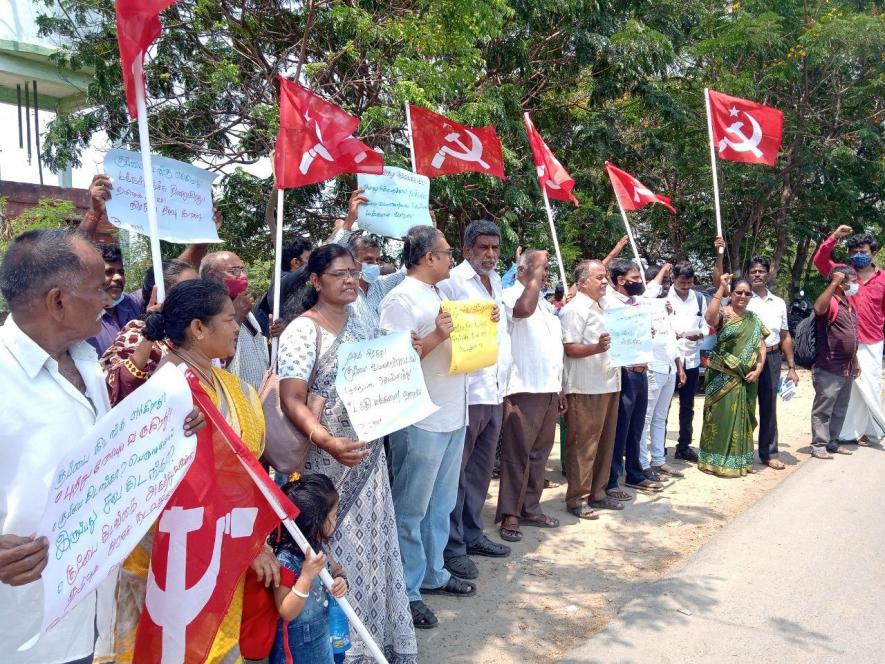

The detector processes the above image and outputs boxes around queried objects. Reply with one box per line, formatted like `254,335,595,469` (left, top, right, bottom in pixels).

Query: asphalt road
563,445,885,664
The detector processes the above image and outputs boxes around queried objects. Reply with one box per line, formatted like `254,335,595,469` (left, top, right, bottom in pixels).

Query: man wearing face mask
199,251,269,391
437,219,513,581
813,226,885,444
603,259,663,499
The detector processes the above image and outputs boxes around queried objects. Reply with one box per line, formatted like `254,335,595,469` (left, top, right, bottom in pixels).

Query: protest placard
604,304,654,368
335,332,438,440
33,364,197,639
104,148,221,244
356,166,432,237
440,300,498,374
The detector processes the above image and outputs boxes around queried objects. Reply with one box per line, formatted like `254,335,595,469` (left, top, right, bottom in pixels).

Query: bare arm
511,263,545,319
563,333,610,359
712,236,725,289
705,273,731,327
79,174,112,241
814,272,845,316
602,235,629,267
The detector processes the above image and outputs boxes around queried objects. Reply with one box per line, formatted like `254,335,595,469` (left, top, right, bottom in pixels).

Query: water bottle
328,597,351,656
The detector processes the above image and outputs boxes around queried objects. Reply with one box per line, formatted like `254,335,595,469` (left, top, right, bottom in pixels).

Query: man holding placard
439,220,512,582
379,225,473,629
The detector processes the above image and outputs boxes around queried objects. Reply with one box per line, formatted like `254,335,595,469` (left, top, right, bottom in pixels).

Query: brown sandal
499,517,523,542
520,514,560,528
764,459,786,470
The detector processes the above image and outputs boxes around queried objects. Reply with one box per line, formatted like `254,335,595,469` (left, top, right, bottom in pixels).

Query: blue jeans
608,369,649,489
389,425,466,601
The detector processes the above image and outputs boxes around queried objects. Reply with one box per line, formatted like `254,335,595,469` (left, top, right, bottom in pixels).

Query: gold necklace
170,347,217,391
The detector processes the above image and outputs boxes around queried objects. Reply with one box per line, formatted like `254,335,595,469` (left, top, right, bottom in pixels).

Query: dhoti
838,340,885,441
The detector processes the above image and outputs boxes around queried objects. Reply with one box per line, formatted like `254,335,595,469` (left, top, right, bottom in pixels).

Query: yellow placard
440,300,498,374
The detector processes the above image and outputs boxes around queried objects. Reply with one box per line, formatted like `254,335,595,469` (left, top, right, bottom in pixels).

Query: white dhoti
838,340,885,441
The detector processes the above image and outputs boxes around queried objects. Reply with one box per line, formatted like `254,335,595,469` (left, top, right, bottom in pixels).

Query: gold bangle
309,424,328,444
124,358,149,380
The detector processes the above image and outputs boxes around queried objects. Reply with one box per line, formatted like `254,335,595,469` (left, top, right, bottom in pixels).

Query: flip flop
567,504,599,520
833,446,853,455
764,459,786,470
589,496,625,511
520,514,560,528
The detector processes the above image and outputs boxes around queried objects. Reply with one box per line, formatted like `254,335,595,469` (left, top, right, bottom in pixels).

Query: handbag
259,319,326,474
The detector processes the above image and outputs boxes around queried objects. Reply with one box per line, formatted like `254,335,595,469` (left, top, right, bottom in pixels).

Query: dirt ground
418,368,817,663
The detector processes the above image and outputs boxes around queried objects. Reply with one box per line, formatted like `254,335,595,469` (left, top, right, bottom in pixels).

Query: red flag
407,104,505,180
524,113,578,206
115,0,176,117
274,77,383,188
605,162,677,214
707,89,784,167
133,371,298,664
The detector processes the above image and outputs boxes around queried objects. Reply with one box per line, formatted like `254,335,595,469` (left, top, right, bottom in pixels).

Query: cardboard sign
104,148,220,243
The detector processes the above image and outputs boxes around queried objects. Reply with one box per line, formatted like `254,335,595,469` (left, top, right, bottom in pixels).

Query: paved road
563,446,885,664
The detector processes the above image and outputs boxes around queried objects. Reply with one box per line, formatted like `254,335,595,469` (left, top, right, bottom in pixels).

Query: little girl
270,474,349,664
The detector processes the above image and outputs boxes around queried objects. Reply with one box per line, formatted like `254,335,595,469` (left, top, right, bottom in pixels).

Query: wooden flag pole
541,187,569,290
404,102,417,173
612,191,647,286
134,70,166,303
704,88,725,255
270,188,285,366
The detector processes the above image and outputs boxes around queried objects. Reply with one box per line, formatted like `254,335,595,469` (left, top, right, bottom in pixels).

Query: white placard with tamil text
356,166,432,238
604,304,654,368
31,364,197,642
104,148,221,244
335,332,438,440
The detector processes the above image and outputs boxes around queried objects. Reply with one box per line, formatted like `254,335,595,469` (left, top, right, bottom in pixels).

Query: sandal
833,446,853,455
423,575,476,597
589,496,625,511
606,489,634,502
499,517,523,542
520,514,560,528
625,479,663,493
410,600,438,629
567,504,599,520
811,449,833,460
764,459,786,470
856,437,872,447
543,478,562,489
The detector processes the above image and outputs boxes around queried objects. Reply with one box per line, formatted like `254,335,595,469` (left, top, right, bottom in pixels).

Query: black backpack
792,314,817,369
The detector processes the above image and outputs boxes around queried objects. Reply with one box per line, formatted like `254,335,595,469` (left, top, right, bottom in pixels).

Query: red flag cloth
274,77,383,188
524,113,578,206
408,104,505,180
133,370,298,664
605,162,677,214
115,0,176,117
707,89,784,167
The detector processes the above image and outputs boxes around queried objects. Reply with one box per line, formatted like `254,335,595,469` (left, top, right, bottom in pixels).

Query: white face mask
846,282,859,297
361,262,381,284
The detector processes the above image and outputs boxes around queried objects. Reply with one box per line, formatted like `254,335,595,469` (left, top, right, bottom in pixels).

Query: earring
197,334,204,340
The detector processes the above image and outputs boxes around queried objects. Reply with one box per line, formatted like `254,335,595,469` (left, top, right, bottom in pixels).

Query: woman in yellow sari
114,279,278,663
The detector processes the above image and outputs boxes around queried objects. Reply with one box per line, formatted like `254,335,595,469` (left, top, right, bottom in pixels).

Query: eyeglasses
225,266,248,277
323,269,362,281
732,290,752,296
431,249,454,258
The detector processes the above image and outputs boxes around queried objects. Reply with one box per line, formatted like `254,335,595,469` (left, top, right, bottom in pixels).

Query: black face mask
624,281,645,297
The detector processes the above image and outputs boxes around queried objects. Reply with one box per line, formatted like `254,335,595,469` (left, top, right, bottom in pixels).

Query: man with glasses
380,225,477,629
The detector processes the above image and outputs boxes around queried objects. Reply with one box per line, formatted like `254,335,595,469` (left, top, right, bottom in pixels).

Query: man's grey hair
0,229,89,312
403,225,442,269
463,219,500,249
199,252,224,283
574,259,603,284
518,249,546,268
348,232,381,255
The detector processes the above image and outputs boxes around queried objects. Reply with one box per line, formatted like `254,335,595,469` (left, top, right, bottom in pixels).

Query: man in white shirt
666,262,709,462
495,250,565,541
379,225,478,629
561,260,621,520
437,220,512,579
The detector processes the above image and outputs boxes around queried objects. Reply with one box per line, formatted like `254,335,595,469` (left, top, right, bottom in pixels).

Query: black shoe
423,575,477,597
410,600,439,629
674,447,699,462
444,555,479,580
466,535,511,558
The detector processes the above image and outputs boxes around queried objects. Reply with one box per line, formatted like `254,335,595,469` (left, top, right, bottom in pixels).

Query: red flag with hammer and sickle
114,0,176,117
524,113,578,206
605,162,677,214
407,104,506,180
275,77,384,189
707,89,784,167
133,370,298,664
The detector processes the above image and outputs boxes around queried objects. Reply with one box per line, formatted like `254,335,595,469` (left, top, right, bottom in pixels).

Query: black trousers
757,349,781,461
676,366,700,452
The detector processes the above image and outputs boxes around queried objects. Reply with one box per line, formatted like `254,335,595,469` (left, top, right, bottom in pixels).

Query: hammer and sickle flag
407,104,506,180
275,77,384,189
524,113,579,206
707,89,784,167
134,370,298,664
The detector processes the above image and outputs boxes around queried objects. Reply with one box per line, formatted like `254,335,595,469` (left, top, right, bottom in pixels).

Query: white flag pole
404,102,417,173
704,88,725,255
541,187,569,290
234,457,390,664
133,70,166,303
270,187,285,367
612,191,647,286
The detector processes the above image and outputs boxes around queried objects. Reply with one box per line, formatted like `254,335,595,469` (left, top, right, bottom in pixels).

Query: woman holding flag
278,244,418,663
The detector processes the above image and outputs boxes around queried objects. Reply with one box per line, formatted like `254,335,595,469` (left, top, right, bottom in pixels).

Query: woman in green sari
699,274,769,477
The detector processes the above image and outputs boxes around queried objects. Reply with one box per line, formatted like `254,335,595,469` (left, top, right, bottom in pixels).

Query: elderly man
438,219,512,580
496,249,565,542
380,225,477,629
200,251,269,390
560,260,622,520
0,230,202,663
